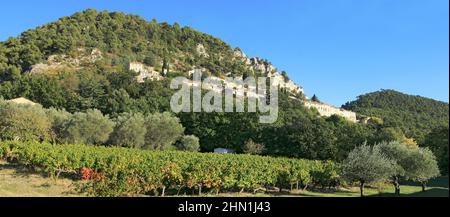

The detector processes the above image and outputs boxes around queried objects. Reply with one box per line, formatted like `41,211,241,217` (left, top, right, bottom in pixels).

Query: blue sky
0,0,448,106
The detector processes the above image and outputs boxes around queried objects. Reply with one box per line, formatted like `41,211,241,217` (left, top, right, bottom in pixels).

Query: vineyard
0,141,338,196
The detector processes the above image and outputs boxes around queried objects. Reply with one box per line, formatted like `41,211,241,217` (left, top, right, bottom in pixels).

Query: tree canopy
343,89,449,143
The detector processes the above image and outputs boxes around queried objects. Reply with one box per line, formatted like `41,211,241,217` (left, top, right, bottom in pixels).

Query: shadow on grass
401,176,449,189
0,162,34,179
368,188,449,197
406,188,449,197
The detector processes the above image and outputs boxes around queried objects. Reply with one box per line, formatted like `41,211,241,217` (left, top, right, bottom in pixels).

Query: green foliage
342,144,396,183
176,135,200,152
281,71,289,82
0,9,237,76
0,65,21,82
377,142,440,192
179,93,378,161
376,141,440,185
60,109,114,145
272,114,336,160
0,141,337,196
0,101,51,141
311,94,320,102
343,89,449,143
377,141,410,177
421,126,449,174
377,141,417,194
243,139,265,155
341,144,396,196
406,147,440,184
143,112,184,150
180,110,261,153
109,112,146,148
325,115,372,161
45,108,72,143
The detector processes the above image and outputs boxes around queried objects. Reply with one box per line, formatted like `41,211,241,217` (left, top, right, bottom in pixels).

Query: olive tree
0,102,51,141
405,147,440,191
60,109,114,145
377,141,410,195
378,142,440,193
341,144,396,196
45,108,72,144
109,112,147,148
143,112,184,150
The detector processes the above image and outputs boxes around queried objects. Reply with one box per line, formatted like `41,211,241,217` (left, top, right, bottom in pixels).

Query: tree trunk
161,186,166,197
198,185,202,196
360,181,365,197
177,187,182,196
395,185,400,195
422,182,426,192
296,181,299,190
392,176,400,196
239,188,244,194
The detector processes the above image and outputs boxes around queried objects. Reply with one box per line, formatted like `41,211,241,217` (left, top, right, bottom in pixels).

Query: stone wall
304,100,357,122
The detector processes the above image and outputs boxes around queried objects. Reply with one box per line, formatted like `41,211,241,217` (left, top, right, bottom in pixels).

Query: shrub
243,139,265,155
176,135,200,152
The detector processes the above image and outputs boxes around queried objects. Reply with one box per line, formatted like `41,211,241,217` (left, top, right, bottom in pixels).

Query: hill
343,89,449,142
0,9,301,93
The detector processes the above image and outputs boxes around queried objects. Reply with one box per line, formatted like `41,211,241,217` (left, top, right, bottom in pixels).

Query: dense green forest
0,9,252,80
0,10,448,172
343,89,449,143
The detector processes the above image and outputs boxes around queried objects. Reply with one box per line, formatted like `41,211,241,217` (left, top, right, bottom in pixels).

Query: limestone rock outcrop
29,48,102,75
196,44,209,58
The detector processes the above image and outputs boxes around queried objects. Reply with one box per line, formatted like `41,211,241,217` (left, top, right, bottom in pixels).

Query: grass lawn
0,161,83,197
0,160,448,197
